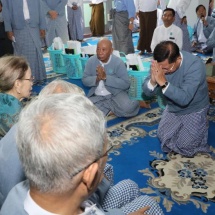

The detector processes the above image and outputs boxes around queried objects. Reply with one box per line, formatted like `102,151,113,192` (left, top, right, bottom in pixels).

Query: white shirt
24,191,104,215
151,24,183,52
67,0,82,7
134,0,166,13
91,0,106,4
197,20,207,49
23,0,30,20
168,0,192,18
24,191,59,215
157,8,163,26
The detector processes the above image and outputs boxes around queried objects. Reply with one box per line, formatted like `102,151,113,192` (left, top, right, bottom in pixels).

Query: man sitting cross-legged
82,38,150,117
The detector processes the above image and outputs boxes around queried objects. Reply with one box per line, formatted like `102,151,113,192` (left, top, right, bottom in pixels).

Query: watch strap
161,81,168,89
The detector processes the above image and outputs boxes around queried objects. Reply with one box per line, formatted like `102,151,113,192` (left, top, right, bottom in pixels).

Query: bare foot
106,111,115,117
139,101,151,108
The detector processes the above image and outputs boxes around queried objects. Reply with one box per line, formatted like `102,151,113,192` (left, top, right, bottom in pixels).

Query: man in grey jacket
142,41,212,158
82,38,140,117
2,0,46,83
41,0,69,47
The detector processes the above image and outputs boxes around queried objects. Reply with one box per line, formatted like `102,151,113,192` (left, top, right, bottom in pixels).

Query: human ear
82,162,99,192
14,79,21,94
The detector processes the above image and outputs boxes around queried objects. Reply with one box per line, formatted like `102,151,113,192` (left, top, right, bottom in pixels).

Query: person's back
0,125,25,208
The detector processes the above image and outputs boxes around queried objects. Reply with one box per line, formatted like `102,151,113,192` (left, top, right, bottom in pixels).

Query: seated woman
0,56,33,139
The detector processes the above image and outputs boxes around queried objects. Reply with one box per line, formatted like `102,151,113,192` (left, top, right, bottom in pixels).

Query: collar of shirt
80,200,105,215
99,54,112,66
24,191,59,215
24,191,104,215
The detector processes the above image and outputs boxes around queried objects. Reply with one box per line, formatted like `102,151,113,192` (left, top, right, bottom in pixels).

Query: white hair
16,94,106,193
39,79,85,97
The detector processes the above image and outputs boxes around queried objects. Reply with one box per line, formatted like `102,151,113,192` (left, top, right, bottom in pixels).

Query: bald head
96,38,113,63
98,38,112,49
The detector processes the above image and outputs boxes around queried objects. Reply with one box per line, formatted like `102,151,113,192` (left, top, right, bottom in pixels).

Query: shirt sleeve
125,0,135,19
134,0,139,13
176,0,192,18
147,79,157,91
1,0,12,32
159,0,167,11
177,28,183,50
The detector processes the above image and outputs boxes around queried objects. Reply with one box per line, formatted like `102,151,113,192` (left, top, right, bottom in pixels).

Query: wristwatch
161,81,168,89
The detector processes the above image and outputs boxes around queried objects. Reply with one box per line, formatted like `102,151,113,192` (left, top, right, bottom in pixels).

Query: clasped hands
150,60,167,87
48,10,58,20
96,65,106,82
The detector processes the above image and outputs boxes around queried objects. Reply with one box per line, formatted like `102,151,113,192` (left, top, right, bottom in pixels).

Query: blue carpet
107,104,215,215
33,32,215,214
32,77,215,215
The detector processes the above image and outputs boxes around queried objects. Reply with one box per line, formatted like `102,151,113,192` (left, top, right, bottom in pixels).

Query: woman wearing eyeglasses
0,56,33,139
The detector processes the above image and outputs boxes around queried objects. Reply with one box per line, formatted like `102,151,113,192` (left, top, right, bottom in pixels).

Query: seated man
142,41,212,158
192,4,215,54
82,38,140,117
1,93,164,215
0,80,85,208
151,8,183,52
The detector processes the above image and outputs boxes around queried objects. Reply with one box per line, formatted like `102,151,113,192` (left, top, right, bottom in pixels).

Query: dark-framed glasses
70,143,114,179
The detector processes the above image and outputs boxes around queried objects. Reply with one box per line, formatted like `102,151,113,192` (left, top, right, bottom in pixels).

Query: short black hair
163,8,175,17
196,4,206,13
153,41,180,64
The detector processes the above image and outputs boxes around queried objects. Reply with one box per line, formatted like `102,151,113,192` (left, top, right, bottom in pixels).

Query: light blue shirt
114,0,135,19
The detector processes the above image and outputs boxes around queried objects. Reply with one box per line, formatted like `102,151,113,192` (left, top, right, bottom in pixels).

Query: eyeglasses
162,62,176,74
21,76,34,82
168,62,175,72
70,143,114,179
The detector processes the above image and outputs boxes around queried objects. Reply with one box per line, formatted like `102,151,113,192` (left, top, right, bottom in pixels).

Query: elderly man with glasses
143,41,212,158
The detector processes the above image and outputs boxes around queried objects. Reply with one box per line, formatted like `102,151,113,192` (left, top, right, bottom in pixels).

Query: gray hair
16,94,106,193
39,79,85,97
0,56,29,92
